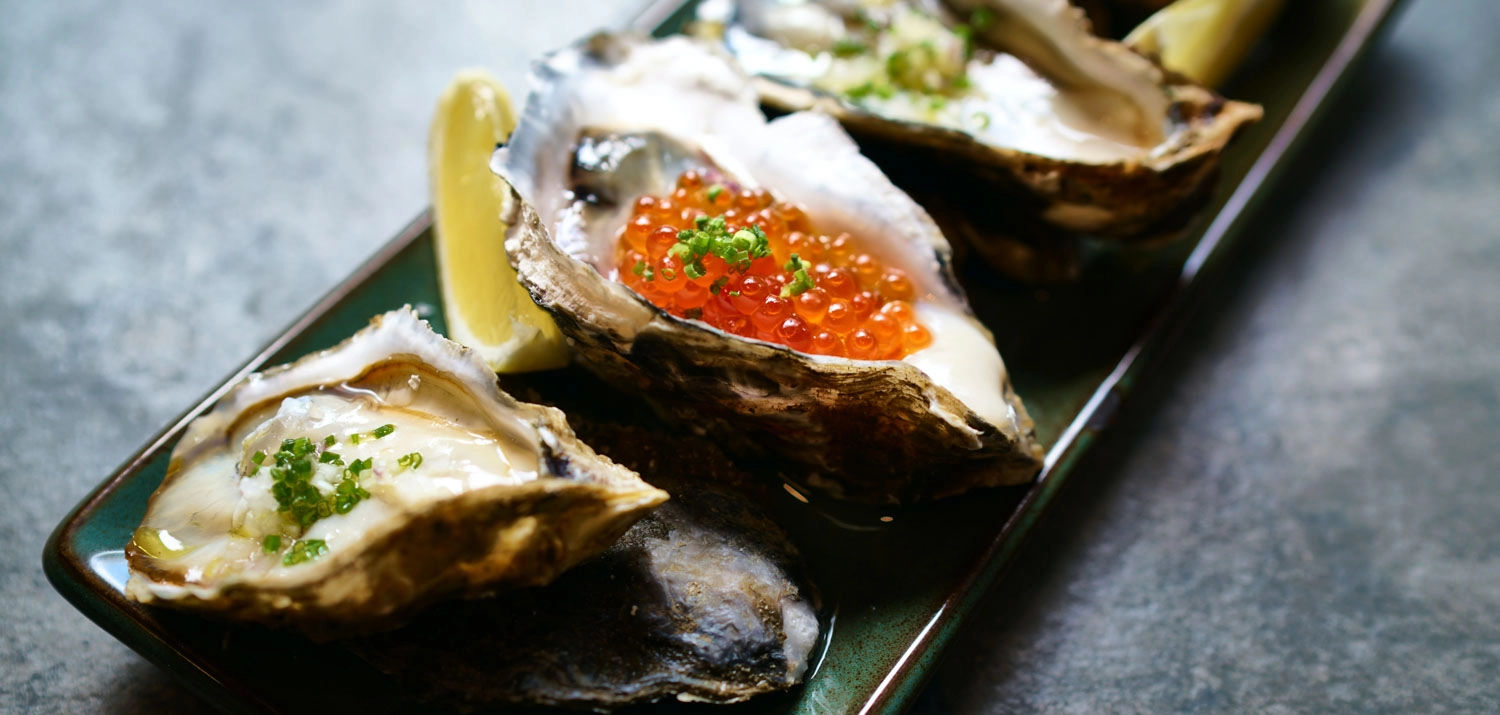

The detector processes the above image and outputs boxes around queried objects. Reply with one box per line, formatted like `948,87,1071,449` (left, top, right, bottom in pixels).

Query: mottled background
2,0,1495,712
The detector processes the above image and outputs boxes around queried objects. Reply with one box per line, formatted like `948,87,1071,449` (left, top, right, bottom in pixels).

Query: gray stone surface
0,1,644,712
917,1,1500,712
1,0,1494,713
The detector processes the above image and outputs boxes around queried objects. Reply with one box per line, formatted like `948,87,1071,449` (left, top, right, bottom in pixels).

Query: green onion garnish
780,254,817,298
281,539,328,566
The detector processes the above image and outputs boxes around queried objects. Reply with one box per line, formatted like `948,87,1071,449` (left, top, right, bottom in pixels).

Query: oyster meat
495,34,1044,503
353,422,819,709
703,0,1262,254
125,308,667,637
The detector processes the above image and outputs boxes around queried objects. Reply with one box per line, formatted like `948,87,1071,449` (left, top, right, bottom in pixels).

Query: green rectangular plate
45,1,1405,712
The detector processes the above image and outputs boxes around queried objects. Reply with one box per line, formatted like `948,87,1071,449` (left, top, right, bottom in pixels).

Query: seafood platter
45,0,1406,711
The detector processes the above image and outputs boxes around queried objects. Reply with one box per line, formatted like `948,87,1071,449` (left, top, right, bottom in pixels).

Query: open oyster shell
494,34,1044,503
124,308,667,638
704,0,1262,258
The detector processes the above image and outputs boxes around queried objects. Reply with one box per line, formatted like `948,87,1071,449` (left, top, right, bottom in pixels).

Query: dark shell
349,422,819,710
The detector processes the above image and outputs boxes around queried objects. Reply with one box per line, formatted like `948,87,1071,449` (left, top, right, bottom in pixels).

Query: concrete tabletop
2,0,1494,712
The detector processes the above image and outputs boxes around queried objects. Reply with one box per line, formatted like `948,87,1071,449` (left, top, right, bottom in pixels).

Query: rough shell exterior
505,191,1042,504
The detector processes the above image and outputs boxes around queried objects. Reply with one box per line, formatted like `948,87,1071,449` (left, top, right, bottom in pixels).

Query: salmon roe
614,170,932,360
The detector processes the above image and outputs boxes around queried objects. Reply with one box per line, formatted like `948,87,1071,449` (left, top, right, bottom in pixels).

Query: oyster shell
703,0,1262,251
494,34,1044,503
352,421,819,709
124,308,667,638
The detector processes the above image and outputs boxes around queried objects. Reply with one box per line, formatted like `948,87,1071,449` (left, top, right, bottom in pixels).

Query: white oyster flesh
499,35,1025,444
714,0,1183,162
125,308,667,635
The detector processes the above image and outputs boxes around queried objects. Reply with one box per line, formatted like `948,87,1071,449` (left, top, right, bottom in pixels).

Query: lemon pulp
1126,0,1287,88
429,70,569,372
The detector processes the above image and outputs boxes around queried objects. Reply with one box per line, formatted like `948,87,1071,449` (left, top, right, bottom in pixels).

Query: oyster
124,308,667,638
703,0,1262,254
353,422,819,709
495,34,1044,503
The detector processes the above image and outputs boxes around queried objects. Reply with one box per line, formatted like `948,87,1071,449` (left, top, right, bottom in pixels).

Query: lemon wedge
429,70,570,372
1125,0,1286,88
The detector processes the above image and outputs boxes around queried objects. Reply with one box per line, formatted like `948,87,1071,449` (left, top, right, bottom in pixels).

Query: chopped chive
710,276,729,295
397,452,424,470
706,185,725,202
281,538,328,566
323,435,336,447
319,451,342,464
632,260,646,276
346,457,374,478
350,433,361,445
262,534,281,553
251,451,266,466
779,254,817,298
886,50,909,78
372,424,395,439
832,38,867,57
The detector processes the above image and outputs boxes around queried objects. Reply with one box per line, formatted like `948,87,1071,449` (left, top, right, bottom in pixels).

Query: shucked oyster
702,0,1261,252
124,308,667,637
353,422,818,709
495,34,1044,503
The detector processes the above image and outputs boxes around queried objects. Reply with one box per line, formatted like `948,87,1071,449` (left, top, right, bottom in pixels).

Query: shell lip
752,72,1261,172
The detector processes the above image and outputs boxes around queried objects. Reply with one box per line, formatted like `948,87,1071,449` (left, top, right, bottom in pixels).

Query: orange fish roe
614,170,933,360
